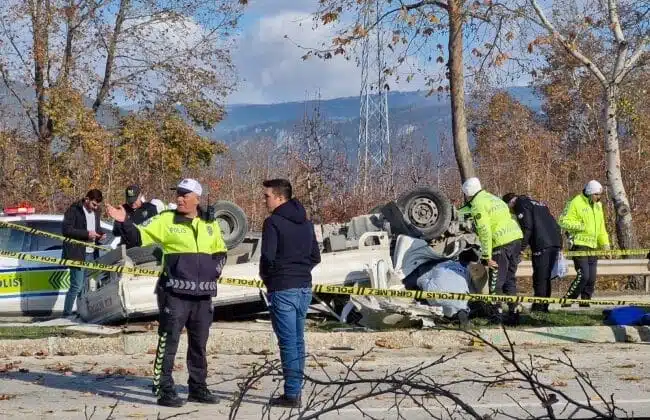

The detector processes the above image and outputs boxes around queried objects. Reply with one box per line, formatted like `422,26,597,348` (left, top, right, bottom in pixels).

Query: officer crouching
107,178,226,407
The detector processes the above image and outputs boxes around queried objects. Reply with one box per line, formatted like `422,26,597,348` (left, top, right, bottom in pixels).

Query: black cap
125,184,141,205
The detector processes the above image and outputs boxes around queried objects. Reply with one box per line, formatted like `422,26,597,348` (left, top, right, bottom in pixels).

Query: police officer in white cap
107,178,227,407
558,180,610,306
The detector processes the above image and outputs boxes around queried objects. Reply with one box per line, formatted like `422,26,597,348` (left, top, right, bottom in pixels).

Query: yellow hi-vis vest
559,194,610,249
468,190,523,259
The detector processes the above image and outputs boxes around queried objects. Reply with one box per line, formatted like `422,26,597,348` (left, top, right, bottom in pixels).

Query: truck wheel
213,200,249,250
396,188,452,241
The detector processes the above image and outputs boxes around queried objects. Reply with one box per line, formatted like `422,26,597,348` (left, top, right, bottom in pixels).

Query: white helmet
149,198,166,213
462,177,482,197
584,180,603,195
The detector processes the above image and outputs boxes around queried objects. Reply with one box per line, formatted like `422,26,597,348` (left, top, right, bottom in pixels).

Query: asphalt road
0,342,649,419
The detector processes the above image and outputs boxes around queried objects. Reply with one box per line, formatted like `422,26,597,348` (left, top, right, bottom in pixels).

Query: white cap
176,178,202,196
462,177,482,197
584,180,603,195
149,198,166,213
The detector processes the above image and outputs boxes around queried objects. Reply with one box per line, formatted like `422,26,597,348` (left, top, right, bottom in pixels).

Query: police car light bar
3,203,36,215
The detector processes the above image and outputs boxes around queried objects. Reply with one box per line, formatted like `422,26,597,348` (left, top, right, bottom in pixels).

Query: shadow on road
2,367,269,407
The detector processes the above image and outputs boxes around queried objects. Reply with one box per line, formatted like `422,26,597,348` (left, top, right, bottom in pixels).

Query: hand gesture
88,231,101,240
106,204,126,222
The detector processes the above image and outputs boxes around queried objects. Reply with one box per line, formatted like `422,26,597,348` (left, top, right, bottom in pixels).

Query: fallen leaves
0,394,16,401
551,380,568,387
249,349,272,356
620,376,643,381
19,351,32,357
100,367,150,377
45,362,72,373
0,363,18,373
615,364,636,369
374,338,404,349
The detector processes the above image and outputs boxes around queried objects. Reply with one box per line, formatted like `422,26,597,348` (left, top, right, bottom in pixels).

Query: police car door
0,218,72,315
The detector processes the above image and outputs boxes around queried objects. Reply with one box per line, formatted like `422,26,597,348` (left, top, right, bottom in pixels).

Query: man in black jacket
503,193,562,312
112,184,158,247
62,189,106,317
260,179,321,408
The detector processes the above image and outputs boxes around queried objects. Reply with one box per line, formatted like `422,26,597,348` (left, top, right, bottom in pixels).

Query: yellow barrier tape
521,248,650,259
0,221,112,251
219,278,650,307
3,219,650,259
2,248,649,307
0,249,160,277
563,249,650,258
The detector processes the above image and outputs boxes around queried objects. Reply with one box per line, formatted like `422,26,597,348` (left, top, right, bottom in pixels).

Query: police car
0,203,120,315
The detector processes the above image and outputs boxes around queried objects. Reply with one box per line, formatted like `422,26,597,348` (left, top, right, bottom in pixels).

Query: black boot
157,390,185,407
269,394,301,408
188,387,219,404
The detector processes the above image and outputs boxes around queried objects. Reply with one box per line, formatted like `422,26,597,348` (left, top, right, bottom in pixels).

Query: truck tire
213,200,249,250
396,187,452,241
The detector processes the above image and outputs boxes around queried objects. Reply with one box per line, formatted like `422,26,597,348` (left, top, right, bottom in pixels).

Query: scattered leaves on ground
615,364,636,369
0,394,16,400
551,380,568,387
45,362,72,373
375,338,403,349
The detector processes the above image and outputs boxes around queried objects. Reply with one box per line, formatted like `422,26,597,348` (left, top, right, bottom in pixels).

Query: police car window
0,224,30,252
26,221,64,252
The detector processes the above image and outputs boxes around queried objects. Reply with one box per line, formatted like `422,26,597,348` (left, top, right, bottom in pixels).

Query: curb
0,325,649,357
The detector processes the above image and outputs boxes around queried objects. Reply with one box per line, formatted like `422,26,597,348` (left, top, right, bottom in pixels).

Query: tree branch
608,0,629,81
615,36,648,84
528,0,609,87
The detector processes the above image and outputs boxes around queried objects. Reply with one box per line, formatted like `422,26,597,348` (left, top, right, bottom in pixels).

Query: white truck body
78,231,392,323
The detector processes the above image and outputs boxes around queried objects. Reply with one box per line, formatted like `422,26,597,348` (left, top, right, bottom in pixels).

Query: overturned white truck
78,188,488,324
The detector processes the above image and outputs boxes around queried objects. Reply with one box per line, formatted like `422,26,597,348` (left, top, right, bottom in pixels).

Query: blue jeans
268,288,312,399
63,268,85,316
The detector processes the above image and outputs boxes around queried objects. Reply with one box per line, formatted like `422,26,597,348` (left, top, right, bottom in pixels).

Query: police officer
558,180,610,306
503,193,561,312
112,184,159,247
462,178,523,323
106,178,226,407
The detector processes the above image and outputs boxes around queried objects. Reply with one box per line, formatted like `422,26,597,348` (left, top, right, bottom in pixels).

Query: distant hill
1,81,542,155
211,86,542,153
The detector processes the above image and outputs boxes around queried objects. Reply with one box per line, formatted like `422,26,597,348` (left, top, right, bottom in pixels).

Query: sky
228,0,433,105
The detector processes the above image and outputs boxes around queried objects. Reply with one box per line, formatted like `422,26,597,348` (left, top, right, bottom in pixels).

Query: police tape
521,248,650,258
219,278,650,307
0,221,112,251
3,219,650,260
1,248,648,307
0,249,160,276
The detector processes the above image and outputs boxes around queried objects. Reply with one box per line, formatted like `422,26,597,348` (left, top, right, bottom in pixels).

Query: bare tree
522,0,649,249
229,327,625,419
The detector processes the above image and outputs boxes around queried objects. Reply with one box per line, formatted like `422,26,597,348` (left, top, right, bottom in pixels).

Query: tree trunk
604,86,637,248
31,0,53,180
604,86,642,289
93,0,130,112
447,0,475,182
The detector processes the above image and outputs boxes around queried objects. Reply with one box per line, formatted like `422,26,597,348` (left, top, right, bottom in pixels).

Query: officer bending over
107,178,226,407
